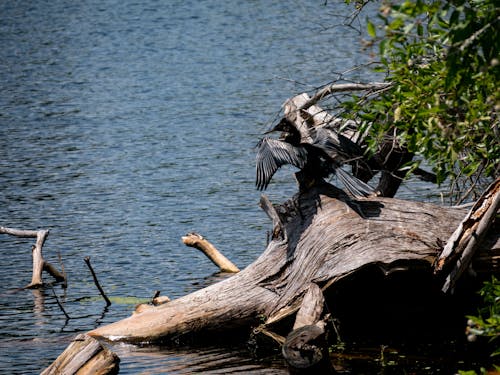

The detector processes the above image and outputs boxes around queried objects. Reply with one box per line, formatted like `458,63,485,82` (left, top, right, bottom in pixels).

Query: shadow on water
113,343,288,374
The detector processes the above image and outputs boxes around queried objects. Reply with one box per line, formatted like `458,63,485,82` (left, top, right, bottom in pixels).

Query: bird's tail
335,167,376,198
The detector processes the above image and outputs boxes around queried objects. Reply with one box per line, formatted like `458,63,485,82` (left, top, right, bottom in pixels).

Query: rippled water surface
0,1,447,373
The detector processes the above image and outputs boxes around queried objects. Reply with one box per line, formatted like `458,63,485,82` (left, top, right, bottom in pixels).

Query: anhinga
255,118,375,197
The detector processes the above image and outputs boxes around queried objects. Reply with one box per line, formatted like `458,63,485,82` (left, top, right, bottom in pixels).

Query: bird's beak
263,123,281,135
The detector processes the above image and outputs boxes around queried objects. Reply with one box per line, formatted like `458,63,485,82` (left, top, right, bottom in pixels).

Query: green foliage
466,276,500,355
460,277,500,374
346,0,499,202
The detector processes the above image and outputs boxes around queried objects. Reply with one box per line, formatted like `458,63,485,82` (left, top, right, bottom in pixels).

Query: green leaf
367,19,376,38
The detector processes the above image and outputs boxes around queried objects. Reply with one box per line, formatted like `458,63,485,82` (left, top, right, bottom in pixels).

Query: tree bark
87,180,499,344
41,334,119,375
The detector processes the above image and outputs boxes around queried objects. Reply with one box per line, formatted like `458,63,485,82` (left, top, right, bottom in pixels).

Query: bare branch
182,232,240,273
300,82,392,111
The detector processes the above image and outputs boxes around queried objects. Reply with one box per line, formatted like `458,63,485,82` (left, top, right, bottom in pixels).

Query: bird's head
265,119,299,143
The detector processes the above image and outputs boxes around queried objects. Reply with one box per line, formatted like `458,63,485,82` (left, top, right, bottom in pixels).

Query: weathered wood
259,194,286,240
282,322,334,374
31,230,49,287
293,283,325,330
284,283,335,373
86,181,498,344
298,82,392,111
41,334,119,375
438,178,500,293
0,226,65,287
182,232,240,273
436,178,499,270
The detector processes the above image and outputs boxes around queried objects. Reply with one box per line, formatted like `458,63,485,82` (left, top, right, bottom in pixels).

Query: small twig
50,285,71,320
151,290,160,304
454,15,500,53
456,163,485,205
0,226,40,237
84,256,111,306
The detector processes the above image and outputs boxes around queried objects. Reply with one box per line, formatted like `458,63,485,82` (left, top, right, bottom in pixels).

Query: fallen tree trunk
87,180,499,344
41,334,119,375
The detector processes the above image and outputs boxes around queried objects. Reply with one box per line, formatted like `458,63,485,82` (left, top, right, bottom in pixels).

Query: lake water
0,1,447,373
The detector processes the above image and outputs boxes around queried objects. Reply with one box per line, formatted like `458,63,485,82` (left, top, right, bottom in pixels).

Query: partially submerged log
283,324,333,374
41,334,119,375
283,283,335,373
86,180,498,344
0,226,65,288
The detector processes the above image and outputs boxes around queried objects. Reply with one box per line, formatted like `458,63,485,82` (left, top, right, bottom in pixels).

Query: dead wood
282,323,334,374
283,283,335,373
292,283,325,330
86,180,498,344
41,334,119,375
182,232,240,273
298,82,392,111
84,256,112,306
435,177,500,293
0,226,65,287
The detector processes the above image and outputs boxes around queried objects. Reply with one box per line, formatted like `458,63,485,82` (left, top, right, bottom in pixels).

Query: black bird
255,118,375,197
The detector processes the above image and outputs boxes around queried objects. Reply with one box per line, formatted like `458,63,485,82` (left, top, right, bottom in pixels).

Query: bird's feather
255,138,308,190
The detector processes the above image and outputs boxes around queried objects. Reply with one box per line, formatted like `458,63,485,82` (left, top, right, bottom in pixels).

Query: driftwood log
84,179,498,344
41,334,119,375
0,226,65,288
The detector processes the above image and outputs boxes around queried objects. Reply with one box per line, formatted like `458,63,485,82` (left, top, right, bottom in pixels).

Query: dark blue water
0,1,444,373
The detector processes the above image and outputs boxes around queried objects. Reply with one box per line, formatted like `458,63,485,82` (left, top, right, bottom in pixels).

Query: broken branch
182,232,240,273
84,256,112,306
0,226,65,287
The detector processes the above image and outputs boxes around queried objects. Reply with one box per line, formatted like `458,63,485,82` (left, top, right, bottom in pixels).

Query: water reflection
114,344,287,374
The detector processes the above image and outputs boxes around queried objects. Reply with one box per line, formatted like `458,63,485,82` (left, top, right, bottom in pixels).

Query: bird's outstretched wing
255,138,307,190
312,127,364,162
